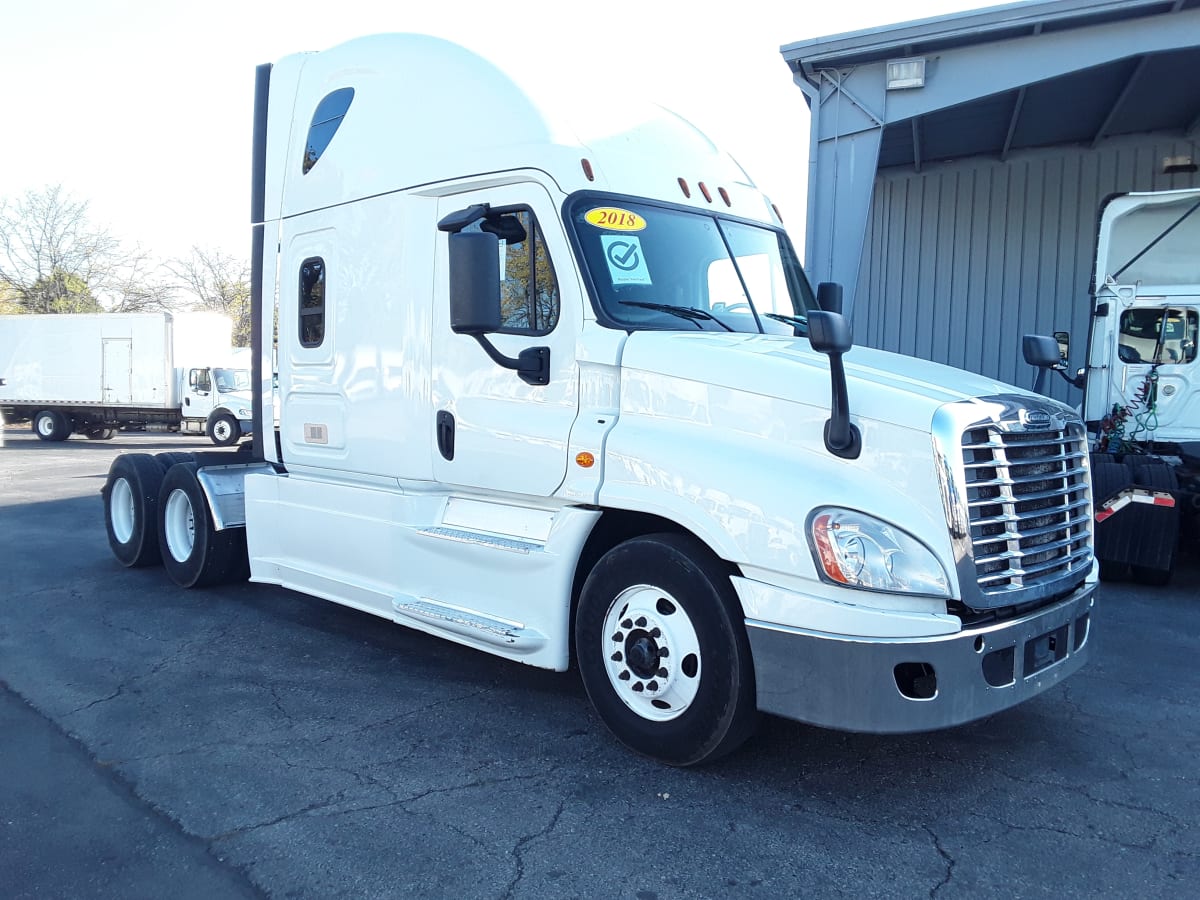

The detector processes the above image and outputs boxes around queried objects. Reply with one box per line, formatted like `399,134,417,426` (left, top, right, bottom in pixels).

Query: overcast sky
1,0,1004,264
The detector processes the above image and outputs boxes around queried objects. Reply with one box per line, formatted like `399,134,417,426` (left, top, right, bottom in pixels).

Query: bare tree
0,185,174,314
168,247,252,345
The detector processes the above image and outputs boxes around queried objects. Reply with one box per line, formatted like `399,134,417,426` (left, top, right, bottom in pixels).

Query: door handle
436,411,455,461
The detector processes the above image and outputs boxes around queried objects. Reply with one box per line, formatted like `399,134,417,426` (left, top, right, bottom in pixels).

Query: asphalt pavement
1,428,1197,898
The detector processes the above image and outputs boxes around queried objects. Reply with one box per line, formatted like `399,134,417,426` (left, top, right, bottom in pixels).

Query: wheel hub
624,631,661,679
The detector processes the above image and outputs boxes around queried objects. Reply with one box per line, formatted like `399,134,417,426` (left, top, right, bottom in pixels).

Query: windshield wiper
619,301,734,332
763,312,808,334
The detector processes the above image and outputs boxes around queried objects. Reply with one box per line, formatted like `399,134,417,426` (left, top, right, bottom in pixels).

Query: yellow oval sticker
584,207,646,232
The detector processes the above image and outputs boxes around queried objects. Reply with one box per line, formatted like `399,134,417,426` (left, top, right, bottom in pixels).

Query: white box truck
0,311,253,445
1025,188,1200,585
100,34,1097,765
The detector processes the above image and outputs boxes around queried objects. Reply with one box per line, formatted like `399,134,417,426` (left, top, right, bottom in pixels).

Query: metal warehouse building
782,0,1200,402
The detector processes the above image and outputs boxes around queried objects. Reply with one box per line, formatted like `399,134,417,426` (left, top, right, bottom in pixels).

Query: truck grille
961,423,1092,595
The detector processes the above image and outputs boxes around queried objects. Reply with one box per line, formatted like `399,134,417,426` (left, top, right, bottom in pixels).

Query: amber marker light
677,177,691,198
810,512,849,584
699,181,712,202
581,158,595,181
575,451,595,468
718,187,731,206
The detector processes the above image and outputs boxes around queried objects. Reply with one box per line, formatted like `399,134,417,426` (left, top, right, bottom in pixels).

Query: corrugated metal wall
853,134,1200,402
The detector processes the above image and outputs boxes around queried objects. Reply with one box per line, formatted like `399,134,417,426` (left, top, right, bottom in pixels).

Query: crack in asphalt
924,825,955,899
502,798,567,899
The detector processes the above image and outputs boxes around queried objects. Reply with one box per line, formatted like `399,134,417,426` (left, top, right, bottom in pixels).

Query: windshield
1108,195,1200,285
213,367,250,392
568,197,815,334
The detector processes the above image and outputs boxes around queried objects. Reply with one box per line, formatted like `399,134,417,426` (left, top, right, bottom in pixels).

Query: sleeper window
299,257,326,348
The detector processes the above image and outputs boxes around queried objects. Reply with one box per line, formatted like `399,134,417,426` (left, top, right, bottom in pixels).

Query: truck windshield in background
567,196,815,334
213,368,251,392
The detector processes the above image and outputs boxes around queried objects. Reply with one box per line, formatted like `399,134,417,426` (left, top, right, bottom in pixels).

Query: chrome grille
961,423,1092,595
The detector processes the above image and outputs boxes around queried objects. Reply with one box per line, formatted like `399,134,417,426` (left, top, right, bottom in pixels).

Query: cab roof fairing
263,33,777,225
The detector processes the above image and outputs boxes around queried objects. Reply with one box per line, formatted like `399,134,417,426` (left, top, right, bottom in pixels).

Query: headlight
238,408,252,418
807,507,950,597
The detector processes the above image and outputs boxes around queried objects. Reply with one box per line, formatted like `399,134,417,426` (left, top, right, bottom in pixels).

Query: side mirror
448,231,502,335
445,229,550,386
1053,330,1070,361
808,310,852,354
1022,334,1061,369
815,281,844,315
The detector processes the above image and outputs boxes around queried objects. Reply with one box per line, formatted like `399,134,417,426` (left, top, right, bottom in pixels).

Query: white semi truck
100,34,1098,765
0,312,253,445
1025,188,1199,585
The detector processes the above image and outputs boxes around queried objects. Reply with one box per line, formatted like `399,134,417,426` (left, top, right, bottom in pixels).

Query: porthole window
299,257,326,347
303,88,354,174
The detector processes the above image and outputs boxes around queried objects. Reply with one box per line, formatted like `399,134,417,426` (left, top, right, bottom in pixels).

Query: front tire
207,413,240,446
157,462,247,588
103,454,167,567
575,533,758,766
33,409,71,442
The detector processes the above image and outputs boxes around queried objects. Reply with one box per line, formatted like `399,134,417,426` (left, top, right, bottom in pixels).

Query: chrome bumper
746,581,1096,733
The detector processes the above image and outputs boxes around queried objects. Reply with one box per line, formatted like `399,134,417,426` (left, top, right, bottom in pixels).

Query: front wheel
207,413,240,447
575,533,758,766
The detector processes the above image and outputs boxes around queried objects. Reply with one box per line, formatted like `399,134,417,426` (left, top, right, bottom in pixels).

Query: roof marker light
581,158,595,181
677,177,691,198
718,187,731,206
699,182,712,203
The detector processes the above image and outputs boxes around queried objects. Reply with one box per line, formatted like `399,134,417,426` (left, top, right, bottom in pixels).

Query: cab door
183,367,217,418
431,182,581,496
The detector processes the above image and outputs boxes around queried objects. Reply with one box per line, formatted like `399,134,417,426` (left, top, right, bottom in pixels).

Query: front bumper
746,580,1096,733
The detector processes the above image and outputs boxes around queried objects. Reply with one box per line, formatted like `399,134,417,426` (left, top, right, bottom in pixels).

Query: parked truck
0,312,253,445
1025,188,1199,586
100,34,1097,765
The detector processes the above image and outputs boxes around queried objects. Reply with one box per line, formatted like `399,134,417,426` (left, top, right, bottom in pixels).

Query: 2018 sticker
585,207,647,232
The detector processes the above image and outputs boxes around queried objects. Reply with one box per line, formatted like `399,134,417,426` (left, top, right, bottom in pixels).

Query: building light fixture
886,57,926,90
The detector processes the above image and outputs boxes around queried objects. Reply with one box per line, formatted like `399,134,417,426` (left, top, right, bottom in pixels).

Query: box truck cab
102,34,1097,765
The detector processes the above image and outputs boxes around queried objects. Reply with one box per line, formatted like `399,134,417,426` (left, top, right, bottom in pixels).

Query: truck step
392,597,547,652
417,526,544,554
